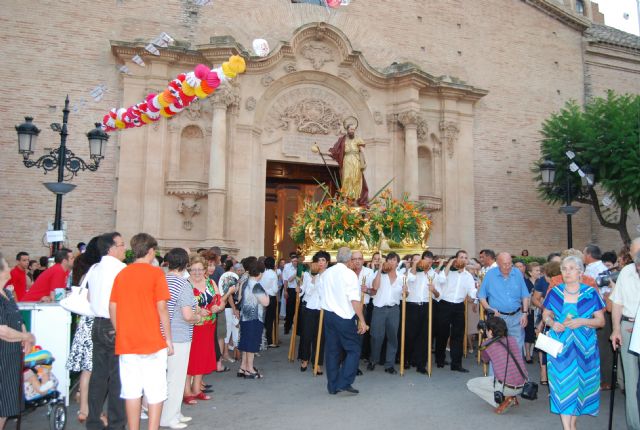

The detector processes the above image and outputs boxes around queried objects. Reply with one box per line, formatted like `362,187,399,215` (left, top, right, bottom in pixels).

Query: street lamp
540,157,581,249
15,96,109,254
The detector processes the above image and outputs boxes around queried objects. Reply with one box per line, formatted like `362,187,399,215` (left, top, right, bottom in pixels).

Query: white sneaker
140,410,148,420
169,423,187,429
179,415,193,423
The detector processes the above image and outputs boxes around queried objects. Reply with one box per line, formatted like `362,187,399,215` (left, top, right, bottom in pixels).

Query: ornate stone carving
177,197,200,230
386,113,399,132
398,110,419,128
185,102,204,120
300,43,334,70
245,96,256,111
265,87,352,136
338,70,351,80
210,83,240,108
284,63,297,73
430,133,442,156
359,87,370,100
181,125,203,138
165,180,208,231
440,121,459,158
373,111,383,125
417,118,428,143
261,74,274,87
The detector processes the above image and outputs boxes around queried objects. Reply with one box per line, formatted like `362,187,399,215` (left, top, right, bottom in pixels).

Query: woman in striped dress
542,255,605,430
0,252,35,429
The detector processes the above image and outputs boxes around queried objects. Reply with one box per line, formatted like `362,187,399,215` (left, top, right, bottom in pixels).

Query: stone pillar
399,110,420,200
206,89,231,242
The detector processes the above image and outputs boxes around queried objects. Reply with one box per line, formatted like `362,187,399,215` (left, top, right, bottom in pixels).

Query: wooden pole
274,296,280,345
313,309,324,376
288,290,301,362
400,275,407,376
463,298,468,358
477,305,484,365
427,273,434,377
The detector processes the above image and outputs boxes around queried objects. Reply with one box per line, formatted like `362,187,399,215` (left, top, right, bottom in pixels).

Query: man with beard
434,250,477,372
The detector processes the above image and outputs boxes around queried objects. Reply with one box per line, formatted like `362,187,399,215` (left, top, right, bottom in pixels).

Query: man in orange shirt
4,252,30,301
110,233,173,430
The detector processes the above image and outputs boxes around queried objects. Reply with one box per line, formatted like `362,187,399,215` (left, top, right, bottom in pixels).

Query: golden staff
313,309,324,376
400,274,407,376
273,295,279,345
427,272,434,377
360,275,366,304
476,272,487,376
463,298,468,358
288,283,301,362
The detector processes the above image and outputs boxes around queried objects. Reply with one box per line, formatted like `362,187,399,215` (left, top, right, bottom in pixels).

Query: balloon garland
101,54,246,132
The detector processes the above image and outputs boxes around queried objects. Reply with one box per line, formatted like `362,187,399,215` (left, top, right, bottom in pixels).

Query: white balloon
252,38,270,57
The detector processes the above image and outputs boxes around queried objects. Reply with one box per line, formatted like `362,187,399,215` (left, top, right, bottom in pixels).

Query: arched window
418,146,433,197
179,126,208,182
575,0,585,15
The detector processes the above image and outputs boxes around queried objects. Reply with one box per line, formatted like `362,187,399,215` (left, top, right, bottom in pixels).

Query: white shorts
119,348,168,404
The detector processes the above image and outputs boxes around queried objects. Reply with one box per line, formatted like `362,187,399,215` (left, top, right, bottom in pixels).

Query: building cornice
522,0,591,31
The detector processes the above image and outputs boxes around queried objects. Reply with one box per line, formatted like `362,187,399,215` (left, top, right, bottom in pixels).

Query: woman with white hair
542,255,606,430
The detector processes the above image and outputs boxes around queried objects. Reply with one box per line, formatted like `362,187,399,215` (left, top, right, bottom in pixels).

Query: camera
477,309,496,332
596,270,619,288
494,390,505,404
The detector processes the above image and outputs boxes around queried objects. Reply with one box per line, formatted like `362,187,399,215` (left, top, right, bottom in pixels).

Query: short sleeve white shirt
357,266,374,305
282,263,299,289
320,263,359,319
610,263,640,317
372,273,404,307
88,255,127,318
435,269,477,303
261,269,278,296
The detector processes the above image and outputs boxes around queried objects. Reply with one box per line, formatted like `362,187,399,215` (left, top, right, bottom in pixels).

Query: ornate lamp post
15,96,109,253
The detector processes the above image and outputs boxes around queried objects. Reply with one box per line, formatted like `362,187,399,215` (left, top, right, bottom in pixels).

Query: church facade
0,0,638,259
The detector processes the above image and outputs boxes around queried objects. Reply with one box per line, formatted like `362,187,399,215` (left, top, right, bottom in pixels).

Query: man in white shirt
351,250,373,362
262,257,279,348
434,250,477,373
369,252,406,374
611,239,640,430
405,252,440,374
87,232,127,430
282,253,299,334
320,247,367,395
583,244,608,280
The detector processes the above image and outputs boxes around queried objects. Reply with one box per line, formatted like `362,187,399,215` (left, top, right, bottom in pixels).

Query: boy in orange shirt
110,233,173,430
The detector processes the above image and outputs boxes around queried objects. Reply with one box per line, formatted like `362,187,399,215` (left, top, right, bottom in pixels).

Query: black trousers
297,305,324,365
88,317,125,430
285,288,298,332
361,301,374,360
264,295,277,345
405,302,430,370
435,300,465,368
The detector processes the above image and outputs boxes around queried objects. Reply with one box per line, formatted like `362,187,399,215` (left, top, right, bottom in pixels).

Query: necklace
564,287,580,295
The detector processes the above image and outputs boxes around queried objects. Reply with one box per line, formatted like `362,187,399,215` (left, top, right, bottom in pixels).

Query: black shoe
356,368,363,376
416,368,428,375
366,362,375,371
385,367,398,375
204,384,212,389
337,385,360,395
300,365,308,372
436,363,445,368
443,360,450,366
284,330,290,335
451,366,469,373
202,388,214,393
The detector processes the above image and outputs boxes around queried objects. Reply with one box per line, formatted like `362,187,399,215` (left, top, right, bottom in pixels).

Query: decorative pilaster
398,110,420,200
440,120,459,158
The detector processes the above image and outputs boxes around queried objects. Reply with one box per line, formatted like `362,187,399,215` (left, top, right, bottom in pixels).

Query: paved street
18,330,627,430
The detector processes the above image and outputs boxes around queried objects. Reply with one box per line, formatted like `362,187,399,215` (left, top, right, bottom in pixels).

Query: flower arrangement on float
290,187,432,259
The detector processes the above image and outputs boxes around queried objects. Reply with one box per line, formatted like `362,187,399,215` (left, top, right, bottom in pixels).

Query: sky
595,0,640,35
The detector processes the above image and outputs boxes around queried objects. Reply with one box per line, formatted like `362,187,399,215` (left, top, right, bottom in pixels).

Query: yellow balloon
158,93,170,108
182,81,195,97
159,108,172,118
140,114,151,124
229,55,246,74
221,62,237,78
115,119,126,129
194,84,208,99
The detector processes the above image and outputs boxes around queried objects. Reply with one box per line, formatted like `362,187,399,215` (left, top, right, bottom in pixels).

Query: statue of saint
328,119,369,206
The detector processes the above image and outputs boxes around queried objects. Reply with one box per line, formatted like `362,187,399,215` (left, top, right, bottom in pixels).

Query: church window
575,0,585,15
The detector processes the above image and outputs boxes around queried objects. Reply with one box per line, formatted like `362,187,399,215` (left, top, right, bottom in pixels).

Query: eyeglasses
190,268,205,273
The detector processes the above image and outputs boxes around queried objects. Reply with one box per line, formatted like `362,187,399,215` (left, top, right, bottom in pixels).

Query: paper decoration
118,65,131,74
194,0,212,5
90,85,108,102
152,32,174,48
100,54,246,132
326,0,341,8
72,98,87,113
132,55,146,66
144,43,160,56
252,39,270,57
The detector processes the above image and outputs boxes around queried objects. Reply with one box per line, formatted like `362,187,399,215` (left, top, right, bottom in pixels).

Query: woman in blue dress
542,255,605,430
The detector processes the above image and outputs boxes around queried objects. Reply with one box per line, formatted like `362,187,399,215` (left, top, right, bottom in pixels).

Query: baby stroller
17,348,67,430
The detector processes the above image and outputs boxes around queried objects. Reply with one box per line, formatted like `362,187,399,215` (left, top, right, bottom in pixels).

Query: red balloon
326,0,341,8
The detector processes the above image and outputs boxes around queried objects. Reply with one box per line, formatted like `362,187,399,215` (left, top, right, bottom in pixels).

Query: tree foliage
534,91,640,244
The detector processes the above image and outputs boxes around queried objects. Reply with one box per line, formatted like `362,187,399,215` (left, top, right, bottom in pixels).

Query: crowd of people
0,235,639,430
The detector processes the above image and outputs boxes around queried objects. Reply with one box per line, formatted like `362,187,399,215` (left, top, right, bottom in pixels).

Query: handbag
497,338,538,401
535,331,564,358
60,264,96,317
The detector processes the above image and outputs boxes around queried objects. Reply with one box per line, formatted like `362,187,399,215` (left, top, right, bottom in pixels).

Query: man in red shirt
22,248,74,302
4,251,30,301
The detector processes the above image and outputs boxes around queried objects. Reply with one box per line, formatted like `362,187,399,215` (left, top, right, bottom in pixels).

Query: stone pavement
18,331,627,430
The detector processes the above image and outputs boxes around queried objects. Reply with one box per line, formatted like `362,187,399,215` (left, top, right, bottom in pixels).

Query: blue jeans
501,313,524,356
323,311,361,394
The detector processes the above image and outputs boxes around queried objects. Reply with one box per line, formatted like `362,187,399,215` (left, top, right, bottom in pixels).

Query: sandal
237,370,247,378
540,380,549,386
244,372,263,379
217,366,230,373
194,391,211,401
182,396,198,405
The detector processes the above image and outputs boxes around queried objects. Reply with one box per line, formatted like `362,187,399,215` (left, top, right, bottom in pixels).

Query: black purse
496,338,538,401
